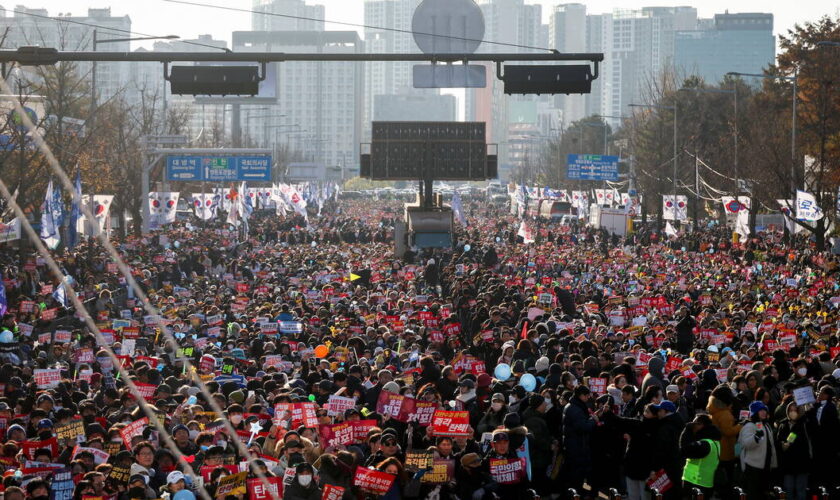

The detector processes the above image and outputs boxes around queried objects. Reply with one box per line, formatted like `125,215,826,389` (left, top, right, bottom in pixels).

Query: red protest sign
409,401,437,426
646,469,673,493
665,356,683,373
376,391,417,423
247,477,282,500
353,466,395,496
200,465,239,482
588,377,607,395
119,417,149,448
320,422,355,448
133,383,157,401
488,457,526,485
21,437,58,460
322,484,345,500
430,410,470,437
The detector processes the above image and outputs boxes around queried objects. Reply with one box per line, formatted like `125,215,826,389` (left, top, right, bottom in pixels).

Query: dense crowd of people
0,194,839,500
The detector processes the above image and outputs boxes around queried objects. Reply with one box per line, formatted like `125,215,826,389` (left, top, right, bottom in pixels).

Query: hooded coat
706,395,742,462
642,356,666,394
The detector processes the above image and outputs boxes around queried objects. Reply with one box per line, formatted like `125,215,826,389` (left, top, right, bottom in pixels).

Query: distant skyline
5,1,840,51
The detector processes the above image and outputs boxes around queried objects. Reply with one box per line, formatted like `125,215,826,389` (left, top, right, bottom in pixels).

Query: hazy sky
10,1,840,50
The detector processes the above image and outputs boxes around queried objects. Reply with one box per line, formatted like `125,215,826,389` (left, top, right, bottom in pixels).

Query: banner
376,391,416,423
353,467,395,496
663,195,687,221
489,457,526,485
430,410,471,437
517,221,534,244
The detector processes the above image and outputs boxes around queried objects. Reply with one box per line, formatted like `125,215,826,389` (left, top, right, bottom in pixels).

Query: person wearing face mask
226,404,246,431
455,379,482,429
283,462,321,500
171,425,198,456
737,401,778,500
776,402,812,500
477,393,507,436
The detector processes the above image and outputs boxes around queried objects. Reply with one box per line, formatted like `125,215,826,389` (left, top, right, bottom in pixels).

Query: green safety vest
682,439,720,488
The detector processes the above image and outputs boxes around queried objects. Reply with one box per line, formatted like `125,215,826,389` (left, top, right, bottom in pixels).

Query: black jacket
776,417,813,475
284,480,322,500
562,397,596,472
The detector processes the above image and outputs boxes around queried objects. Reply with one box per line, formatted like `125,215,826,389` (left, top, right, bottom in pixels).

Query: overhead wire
0,179,214,500
10,8,231,52
163,0,555,53
0,75,283,500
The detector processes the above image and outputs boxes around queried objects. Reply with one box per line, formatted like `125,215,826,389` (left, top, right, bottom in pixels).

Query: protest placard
326,395,356,417
55,420,86,443
353,467,395,495
488,457,526,485
420,459,455,484
216,471,247,497
376,391,416,422
34,368,61,389
247,477,283,500
404,451,434,471
119,417,148,448
322,484,345,500
430,410,471,437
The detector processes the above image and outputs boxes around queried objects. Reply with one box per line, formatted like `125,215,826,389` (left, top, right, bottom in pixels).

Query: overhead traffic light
502,65,593,95
167,65,262,96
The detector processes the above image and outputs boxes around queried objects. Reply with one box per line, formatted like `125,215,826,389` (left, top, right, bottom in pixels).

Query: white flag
663,195,688,221
451,191,466,226
665,221,678,238
796,190,823,221
517,221,534,244
191,193,219,221
148,192,179,229
83,195,113,236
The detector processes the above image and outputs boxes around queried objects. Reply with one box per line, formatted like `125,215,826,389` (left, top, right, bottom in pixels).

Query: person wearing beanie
738,401,777,499
477,393,507,436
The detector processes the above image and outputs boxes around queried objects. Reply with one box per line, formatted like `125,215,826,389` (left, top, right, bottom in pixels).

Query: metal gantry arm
3,47,604,64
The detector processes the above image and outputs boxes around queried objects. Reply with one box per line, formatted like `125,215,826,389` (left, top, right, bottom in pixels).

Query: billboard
567,154,619,181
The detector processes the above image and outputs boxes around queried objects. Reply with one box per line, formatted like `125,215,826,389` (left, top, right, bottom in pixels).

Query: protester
0,191,838,500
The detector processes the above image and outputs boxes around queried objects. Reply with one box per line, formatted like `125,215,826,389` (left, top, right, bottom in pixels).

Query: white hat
167,471,186,485
665,385,680,394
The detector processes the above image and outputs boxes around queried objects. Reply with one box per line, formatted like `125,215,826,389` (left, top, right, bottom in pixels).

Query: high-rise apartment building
675,12,775,85
251,0,325,31
0,7,131,104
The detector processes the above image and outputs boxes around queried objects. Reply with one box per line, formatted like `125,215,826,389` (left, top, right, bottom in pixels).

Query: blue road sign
567,154,619,181
166,155,272,182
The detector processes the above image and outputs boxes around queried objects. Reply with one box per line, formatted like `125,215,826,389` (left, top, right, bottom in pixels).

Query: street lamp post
629,102,678,225
727,71,797,203
678,87,739,189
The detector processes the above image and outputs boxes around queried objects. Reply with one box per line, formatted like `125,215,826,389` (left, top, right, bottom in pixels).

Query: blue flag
0,270,6,316
67,171,81,249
